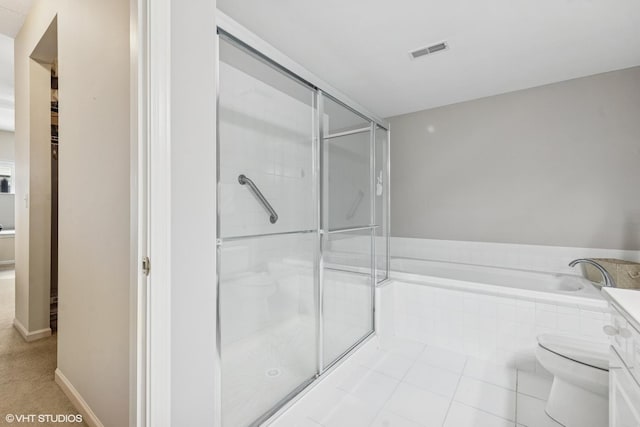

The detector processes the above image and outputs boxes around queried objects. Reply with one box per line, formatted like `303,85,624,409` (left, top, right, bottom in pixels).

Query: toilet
223,271,278,342
535,334,610,427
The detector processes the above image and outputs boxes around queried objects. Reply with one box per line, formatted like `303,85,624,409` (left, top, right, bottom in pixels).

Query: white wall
0,130,15,160
0,232,14,265
0,194,15,230
0,130,15,230
15,1,131,426
14,48,51,335
168,1,218,425
388,67,640,250
29,57,50,331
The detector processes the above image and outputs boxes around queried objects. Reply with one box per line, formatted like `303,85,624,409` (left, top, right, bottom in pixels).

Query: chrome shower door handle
238,174,279,224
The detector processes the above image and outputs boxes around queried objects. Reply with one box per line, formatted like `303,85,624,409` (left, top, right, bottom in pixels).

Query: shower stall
216,21,390,427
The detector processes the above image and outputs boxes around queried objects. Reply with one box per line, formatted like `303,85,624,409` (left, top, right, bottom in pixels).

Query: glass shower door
374,126,389,283
321,95,375,368
218,37,318,427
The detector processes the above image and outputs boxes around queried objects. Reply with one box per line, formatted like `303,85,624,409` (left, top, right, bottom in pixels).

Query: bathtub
378,257,610,372
389,257,605,307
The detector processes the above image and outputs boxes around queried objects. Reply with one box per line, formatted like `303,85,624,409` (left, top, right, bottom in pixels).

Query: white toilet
535,334,610,427
224,271,278,341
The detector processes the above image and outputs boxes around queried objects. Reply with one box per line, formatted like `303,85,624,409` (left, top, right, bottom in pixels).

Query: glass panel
217,34,387,426
322,228,374,366
375,126,389,282
218,37,318,427
323,96,370,134
219,38,316,238
219,234,317,427
323,97,372,231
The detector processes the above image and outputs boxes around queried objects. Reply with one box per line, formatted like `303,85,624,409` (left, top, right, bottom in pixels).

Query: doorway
13,16,58,340
0,14,82,424
50,60,58,331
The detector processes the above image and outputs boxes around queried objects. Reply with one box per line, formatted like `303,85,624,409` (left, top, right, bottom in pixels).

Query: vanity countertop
602,287,640,329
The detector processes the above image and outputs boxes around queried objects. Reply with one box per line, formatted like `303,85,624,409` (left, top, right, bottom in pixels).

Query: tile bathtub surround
219,59,316,239
391,237,640,276
391,281,610,374
270,337,561,427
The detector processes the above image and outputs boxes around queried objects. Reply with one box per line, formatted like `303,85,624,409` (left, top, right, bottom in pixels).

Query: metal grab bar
238,174,279,224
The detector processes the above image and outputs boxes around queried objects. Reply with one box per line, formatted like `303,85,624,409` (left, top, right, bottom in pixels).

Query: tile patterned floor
270,337,562,427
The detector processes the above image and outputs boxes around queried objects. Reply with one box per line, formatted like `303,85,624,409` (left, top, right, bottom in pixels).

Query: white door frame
142,0,173,422
130,0,154,425
133,1,218,426
131,0,172,424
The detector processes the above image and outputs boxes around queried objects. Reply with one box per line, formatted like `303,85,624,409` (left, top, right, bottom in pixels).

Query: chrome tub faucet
569,258,616,287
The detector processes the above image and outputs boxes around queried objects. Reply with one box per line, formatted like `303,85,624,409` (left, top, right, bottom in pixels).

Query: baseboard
55,369,104,427
12,318,51,342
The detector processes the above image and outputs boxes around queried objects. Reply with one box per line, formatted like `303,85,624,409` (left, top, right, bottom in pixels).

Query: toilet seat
537,334,609,371
227,272,277,298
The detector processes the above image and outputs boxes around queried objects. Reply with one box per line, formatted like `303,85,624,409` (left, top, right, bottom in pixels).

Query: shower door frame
215,11,391,427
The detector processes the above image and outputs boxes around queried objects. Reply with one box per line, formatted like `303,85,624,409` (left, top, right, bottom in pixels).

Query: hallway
0,270,85,426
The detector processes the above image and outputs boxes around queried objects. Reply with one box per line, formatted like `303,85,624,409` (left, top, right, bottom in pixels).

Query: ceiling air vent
409,41,449,59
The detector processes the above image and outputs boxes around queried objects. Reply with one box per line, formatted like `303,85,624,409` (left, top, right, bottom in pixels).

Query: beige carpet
0,270,87,427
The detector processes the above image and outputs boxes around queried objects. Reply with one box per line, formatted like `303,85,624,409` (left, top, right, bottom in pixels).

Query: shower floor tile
222,317,317,427
269,337,561,427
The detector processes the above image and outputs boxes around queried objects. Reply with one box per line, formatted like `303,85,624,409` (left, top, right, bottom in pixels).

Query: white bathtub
379,257,610,373
390,257,605,306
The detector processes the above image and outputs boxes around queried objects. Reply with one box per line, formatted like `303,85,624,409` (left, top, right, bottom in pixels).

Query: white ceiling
0,0,31,38
218,0,640,118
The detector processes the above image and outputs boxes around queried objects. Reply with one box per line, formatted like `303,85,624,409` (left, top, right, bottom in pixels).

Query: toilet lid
537,334,609,371
227,272,274,287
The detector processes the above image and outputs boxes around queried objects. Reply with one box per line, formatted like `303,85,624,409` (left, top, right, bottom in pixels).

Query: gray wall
389,66,640,250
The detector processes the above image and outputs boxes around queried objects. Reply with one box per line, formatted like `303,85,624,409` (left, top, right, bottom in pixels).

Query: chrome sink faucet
568,258,616,287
